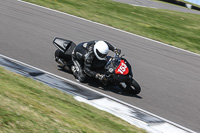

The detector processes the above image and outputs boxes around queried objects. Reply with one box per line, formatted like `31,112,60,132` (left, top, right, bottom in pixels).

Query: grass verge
24,0,200,54
0,67,146,133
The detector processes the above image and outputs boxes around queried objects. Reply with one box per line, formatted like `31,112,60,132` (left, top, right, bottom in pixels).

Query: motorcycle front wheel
126,79,141,95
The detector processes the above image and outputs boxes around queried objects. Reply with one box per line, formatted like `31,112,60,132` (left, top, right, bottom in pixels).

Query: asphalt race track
0,0,200,132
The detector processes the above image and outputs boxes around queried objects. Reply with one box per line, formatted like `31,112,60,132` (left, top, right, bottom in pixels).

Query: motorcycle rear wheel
55,49,72,72
126,79,141,95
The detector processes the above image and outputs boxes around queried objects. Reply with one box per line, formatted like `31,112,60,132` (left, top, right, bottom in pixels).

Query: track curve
0,0,200,132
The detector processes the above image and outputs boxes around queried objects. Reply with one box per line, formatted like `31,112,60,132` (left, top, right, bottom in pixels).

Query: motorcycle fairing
115,60,129,75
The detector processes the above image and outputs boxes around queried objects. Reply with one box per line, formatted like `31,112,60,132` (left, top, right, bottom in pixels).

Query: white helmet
94,41,109,60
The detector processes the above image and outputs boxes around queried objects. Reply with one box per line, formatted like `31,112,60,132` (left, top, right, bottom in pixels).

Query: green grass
0,67,146,133
24,0,200,54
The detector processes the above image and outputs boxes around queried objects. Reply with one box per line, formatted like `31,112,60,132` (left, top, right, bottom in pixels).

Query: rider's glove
95,73,105,81
114,48,121,55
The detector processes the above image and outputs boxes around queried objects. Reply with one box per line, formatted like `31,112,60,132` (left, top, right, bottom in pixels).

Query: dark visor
96,49,107,58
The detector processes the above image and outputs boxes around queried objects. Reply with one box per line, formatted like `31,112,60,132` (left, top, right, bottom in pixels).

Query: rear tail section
53,37,76,54
53,37,76,68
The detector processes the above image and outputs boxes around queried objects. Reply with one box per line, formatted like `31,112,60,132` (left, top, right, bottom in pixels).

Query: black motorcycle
53,37,141,94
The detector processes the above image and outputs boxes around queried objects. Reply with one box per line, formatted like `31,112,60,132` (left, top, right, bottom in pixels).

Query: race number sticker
115,60,129,75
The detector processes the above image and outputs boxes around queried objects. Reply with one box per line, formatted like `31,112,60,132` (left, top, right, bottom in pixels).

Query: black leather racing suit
72,40,115,82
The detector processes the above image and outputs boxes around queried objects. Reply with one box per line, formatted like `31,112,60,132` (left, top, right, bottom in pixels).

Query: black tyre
55,49,63,65
126,79,141,95
55,49,60,57
55,49,64,59
55,48,72,63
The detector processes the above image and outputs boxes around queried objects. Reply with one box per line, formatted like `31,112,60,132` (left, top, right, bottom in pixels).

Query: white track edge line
0,54,196,133
17,0,200,57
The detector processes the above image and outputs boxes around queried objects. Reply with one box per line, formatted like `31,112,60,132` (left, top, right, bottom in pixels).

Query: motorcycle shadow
57,66,142,98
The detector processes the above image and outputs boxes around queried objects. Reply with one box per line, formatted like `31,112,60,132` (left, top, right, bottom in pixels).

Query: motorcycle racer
71,40,121,82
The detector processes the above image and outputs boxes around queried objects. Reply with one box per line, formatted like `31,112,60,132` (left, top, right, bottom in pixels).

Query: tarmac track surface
0,0,200,132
